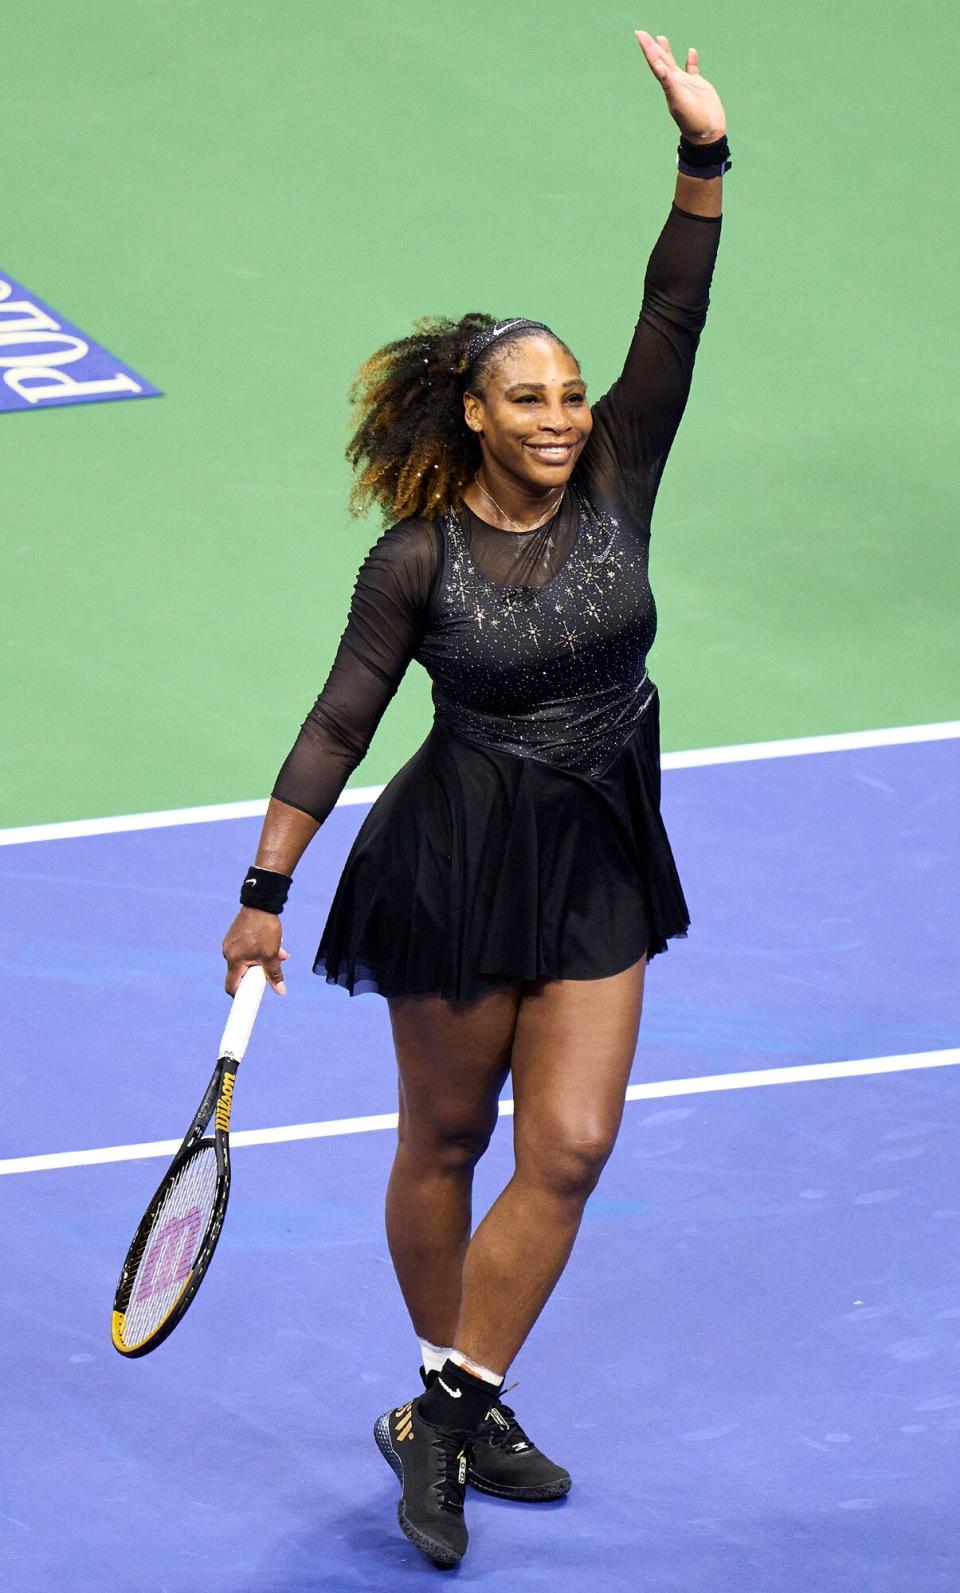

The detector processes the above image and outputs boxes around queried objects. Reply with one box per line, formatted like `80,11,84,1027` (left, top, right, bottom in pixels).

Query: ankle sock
417,1356,504,1433
448,1348,502,1385
418,1338,453,1378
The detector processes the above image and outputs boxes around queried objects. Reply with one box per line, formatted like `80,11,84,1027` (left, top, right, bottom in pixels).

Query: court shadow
262,1483,574,1590
257,1488,469,1588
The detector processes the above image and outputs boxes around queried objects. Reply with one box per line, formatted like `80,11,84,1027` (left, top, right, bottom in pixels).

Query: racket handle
219,964,267,1063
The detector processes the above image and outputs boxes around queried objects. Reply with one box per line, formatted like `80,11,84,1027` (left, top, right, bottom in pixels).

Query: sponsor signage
0,269,161,413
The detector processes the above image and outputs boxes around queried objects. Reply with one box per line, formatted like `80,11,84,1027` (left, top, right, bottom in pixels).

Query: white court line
0,786,380,848
2,1047,957,1179
662,719,960,769
1,720,957,848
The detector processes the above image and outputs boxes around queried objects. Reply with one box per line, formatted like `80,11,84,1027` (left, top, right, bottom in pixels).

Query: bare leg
385,981,523,1348
454,954,647,1374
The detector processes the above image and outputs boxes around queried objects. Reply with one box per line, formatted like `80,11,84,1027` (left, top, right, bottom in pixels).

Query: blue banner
0,270,161,413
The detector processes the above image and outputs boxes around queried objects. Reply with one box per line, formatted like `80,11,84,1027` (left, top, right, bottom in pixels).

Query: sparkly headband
462,317,556,372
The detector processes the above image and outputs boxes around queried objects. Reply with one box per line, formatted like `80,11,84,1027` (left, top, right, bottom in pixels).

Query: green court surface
2,1,956,828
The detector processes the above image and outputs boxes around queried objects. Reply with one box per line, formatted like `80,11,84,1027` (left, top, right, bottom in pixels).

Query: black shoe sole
467,1467,572,1502
373,1413,465,1570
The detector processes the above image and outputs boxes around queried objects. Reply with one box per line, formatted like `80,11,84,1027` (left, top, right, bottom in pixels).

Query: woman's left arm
586,34,728,511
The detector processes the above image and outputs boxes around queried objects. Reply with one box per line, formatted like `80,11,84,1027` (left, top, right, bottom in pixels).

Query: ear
463,389,484,432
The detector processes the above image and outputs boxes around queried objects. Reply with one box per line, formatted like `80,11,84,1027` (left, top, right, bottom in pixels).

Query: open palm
635,30,726,143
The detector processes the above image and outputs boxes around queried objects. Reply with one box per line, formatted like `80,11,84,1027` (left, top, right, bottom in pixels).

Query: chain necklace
471,471,565,534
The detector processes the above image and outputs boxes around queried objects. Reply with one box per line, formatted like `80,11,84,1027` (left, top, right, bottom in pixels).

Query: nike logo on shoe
438,1378,462,1398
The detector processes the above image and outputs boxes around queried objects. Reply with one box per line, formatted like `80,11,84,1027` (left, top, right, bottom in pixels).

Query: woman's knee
397,1107,497,1174
516,1125,616,1201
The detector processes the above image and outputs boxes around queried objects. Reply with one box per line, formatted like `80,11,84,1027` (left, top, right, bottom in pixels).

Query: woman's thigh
509,954,647,1173
387,980,525,1147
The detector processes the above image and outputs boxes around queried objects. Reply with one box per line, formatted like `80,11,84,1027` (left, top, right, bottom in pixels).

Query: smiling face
463,334,592,494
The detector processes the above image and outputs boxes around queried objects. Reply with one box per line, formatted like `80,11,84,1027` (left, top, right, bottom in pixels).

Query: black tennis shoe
374,1394,472,1568
420,1367,572,1502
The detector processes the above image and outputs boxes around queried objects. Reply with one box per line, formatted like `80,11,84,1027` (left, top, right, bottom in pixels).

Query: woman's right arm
222,519,438,994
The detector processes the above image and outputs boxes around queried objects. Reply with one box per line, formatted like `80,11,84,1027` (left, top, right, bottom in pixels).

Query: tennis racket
111,964,267,1357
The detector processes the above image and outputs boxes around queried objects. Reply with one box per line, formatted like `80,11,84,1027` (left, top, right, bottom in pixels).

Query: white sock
449,1347,504,1386
418,1338,453,1378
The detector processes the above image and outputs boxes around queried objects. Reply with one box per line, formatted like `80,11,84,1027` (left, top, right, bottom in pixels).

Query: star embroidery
502,592,523,629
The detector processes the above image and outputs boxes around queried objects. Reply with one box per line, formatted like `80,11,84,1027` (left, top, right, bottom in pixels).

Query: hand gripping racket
111,965,267,1357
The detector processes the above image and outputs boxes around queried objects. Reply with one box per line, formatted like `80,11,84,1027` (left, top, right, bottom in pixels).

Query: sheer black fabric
420,474,660,777
272,203,722,825
271,517,439,826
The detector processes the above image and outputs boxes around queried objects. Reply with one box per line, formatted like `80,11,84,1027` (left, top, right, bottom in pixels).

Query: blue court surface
2,732,959,1592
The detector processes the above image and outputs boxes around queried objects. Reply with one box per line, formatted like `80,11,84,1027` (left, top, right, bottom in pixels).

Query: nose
541,400,573,434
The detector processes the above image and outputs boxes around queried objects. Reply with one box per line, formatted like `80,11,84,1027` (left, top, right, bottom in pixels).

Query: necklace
471,472,565,533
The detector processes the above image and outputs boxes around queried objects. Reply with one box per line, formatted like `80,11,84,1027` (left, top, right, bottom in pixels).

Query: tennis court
3,2,958,1588
4,724,958,1590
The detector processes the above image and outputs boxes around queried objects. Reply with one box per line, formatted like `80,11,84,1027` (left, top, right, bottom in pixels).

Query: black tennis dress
272,202,723,999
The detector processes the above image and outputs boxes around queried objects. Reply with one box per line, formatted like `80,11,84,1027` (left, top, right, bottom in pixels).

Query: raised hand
634,30,726,143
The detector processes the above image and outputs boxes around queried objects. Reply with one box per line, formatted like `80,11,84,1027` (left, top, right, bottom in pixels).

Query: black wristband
677,132,731,179
240,865,292,915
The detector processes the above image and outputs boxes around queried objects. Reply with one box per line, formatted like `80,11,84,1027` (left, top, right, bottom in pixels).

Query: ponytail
345,312,497,526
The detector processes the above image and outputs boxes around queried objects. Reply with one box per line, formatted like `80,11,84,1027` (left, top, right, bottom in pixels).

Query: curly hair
345,312,572,526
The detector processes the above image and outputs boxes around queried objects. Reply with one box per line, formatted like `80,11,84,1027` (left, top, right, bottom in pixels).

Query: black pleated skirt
313,685,689,1000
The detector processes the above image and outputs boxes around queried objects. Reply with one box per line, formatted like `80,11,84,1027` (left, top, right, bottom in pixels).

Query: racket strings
122,1146,219,1347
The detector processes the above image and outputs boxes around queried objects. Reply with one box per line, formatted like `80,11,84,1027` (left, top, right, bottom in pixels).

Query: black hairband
463,317,556,371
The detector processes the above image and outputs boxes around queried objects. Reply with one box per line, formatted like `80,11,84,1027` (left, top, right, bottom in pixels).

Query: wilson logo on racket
214,1071,236,1134
134,1207,203,1302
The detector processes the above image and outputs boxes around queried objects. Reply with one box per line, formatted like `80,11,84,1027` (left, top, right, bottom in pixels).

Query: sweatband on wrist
677,132,732,179
240,865,292,915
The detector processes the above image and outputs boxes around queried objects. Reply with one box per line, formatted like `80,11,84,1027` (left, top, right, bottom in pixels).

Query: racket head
112,1113,232,1358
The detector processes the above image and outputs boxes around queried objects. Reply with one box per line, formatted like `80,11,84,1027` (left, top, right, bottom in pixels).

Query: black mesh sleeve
583,202,723,517
271,518,438,823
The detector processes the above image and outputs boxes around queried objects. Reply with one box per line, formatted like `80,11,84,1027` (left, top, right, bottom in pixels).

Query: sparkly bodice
418,479,657,775
271,202,723,823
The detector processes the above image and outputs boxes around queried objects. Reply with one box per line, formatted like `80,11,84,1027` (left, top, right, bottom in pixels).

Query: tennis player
223,29,729,1569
